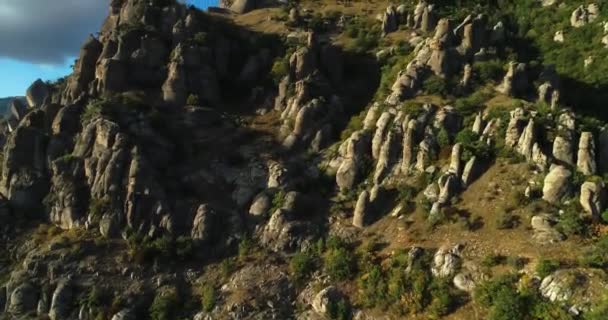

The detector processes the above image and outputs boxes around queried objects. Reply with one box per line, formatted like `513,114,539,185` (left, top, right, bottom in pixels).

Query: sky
0,0,212,98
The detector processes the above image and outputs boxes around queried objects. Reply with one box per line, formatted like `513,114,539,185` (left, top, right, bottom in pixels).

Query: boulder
26,79,50,108
312,286,345,316
8,282,38,315
577,132,596,175
432,244,462,278
531,214,565,244
542,165,571,204
249,192,271,216
580,181,605,217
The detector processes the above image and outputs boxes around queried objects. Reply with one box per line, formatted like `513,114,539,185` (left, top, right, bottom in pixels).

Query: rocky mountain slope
0,0,608,319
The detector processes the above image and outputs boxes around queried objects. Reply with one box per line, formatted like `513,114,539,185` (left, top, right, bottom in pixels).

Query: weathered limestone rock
437,173,459,205
289,46,317,82
580,181,605,217
432,244,462,278
448,143,462,175
191,204,214,242
353,190,370,228
416,133,436,172
373,128,399,184
336,130,371,192
9,99,27,122
48,156,88,229
312,287,346,316
382,6,399,36
461,64,472,88
49,280,72,320
63,36,103,103
553,30,565,43
553,136,574,166
532,143,550,171
571,4,599,28
542,165,572,204
371,112,393,160
496,62,528,97
231,0,258,14
385,60,424,105
517,118,535,160
8,282,38,315
577,132,596,175
363,104,380,130
1,110,49,215
505,108,526,148
249,192,271,216
401,119,417,172
26,79,50,108
531,214,565,244
461,156,481,187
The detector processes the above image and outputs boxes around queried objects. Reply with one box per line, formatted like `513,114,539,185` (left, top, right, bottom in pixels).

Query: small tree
186,94,200,106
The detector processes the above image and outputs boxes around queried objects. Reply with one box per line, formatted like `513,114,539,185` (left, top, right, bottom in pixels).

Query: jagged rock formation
276,32,345,150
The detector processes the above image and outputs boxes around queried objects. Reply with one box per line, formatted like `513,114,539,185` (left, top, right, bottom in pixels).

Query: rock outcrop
496,62,528,97
542,165,572,204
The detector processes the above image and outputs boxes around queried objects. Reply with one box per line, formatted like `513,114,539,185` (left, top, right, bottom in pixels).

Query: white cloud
0,0,109,64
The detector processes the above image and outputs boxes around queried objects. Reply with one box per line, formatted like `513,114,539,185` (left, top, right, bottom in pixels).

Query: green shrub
474,60,505,84
422,75,449,96
482,254,505,268
358,265,388,307
535,259,559,279
436,128,451,148
149,287,180,320
238,236,254,259
601,209,608,224
556,208,586,236
186,94,200,106
585,294,608,320
290,250,316,281
88,197,110,222
271,56,290,85
323,238,355,281
327,298,351,320
428,279,456,318
579,235,608,268
474,275,527,320
200,284,216,312
271,191,286,212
